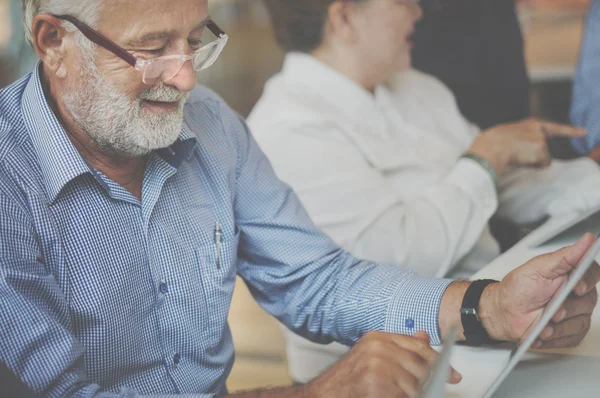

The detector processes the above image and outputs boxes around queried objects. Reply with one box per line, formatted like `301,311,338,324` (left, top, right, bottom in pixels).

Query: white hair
22,0,101,53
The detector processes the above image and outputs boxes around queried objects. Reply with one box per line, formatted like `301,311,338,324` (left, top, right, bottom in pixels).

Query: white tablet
423,325,459,398
529,204,600,248
484,237,600,397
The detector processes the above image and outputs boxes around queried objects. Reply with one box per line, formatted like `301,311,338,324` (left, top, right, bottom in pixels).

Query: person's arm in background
466,118,600,223
570,0,600,158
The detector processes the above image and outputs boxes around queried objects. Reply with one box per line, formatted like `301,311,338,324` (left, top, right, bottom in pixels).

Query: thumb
533,233,596,279
413,330,431,345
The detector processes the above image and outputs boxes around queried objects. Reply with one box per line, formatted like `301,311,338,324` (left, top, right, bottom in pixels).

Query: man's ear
326,1,360,45
31,14,69,78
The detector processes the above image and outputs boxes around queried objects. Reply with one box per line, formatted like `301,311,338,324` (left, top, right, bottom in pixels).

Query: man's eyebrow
125,32,171,47
192,17,212,31
125,17,212,47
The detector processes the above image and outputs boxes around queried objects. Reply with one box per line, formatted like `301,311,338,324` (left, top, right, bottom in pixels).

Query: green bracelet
460,152,499,188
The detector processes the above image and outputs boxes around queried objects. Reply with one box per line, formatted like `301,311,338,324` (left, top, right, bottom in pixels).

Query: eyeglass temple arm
53,14,138,67
206,20,227,39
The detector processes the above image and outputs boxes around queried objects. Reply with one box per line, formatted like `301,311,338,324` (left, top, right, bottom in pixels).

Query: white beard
63,61,189,157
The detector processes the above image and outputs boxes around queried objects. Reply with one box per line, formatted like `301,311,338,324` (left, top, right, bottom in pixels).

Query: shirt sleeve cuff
446,158,499,218
384,277,454,346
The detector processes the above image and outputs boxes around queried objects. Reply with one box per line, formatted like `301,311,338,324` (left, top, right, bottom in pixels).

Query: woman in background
249,0,600,384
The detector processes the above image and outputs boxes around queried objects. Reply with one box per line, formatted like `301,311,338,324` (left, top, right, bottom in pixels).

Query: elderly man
1,1,599,397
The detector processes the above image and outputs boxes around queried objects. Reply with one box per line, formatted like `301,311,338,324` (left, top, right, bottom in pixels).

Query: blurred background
0,0,592,393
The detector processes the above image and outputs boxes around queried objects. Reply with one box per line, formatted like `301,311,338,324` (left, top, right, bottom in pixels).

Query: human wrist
468,131,509,176
477,282,511,342
439,281,470,341
460,153,499,188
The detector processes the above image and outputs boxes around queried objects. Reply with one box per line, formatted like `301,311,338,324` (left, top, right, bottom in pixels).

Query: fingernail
579,282,588,294
557,309,567,322
542,326,553,339
533,341,542,349
451,369,462,384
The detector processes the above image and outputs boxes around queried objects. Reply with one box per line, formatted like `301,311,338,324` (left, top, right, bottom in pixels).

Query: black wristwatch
460,279,499,346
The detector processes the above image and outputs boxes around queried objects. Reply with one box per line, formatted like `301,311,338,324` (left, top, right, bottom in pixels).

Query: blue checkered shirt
571,0,600,154
0,66,452,397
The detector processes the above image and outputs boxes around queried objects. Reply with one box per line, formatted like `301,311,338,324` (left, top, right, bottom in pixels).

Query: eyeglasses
53,14,229,85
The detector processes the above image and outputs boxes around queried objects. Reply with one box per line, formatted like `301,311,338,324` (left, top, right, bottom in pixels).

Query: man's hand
305,331,461,398
480,233,600,349
468,119,586,176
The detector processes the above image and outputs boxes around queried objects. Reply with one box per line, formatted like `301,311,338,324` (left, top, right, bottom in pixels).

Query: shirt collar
281,52,386,129
21,63,198,203
156,121,197,169
21,63,92,203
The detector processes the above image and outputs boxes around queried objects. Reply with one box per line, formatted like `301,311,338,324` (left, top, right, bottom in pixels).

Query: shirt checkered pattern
571,0,600,154
0,66,452,397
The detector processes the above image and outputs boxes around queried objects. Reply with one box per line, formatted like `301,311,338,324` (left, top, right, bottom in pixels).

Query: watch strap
460,279,499,346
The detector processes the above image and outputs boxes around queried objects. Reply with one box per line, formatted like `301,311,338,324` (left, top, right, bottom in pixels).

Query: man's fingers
448,368,462,385
362,333,436,384
391,333,439,368
393,367,421,398
552,289,597,323
400,350,431,384
539,122,586,138
533,328,590,349
576,262,600,296
535,233,597,279
560,233,597,274
399,332,461,385
413,330,431,345
541,315,592,341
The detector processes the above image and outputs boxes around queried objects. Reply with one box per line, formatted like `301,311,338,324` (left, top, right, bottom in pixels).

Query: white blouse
247,52,600,382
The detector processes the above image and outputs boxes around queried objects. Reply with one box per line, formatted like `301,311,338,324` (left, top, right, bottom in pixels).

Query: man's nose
165,59,197,93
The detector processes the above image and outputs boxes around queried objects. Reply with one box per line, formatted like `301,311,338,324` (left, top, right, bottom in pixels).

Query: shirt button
159,282,169,294
173,353,181,365
405,318,415,330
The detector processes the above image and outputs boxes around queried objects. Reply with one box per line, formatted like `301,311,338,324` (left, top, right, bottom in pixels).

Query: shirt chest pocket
196,227,240,328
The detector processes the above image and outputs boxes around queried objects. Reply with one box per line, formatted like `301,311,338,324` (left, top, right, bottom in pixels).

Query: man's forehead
98,0,209,37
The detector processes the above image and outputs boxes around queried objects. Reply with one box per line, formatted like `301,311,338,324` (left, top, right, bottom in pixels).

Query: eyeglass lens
142,39,225,85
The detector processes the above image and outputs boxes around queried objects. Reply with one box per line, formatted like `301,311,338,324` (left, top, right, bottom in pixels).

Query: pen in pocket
214,221,222,269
